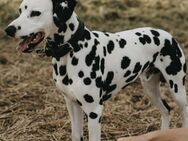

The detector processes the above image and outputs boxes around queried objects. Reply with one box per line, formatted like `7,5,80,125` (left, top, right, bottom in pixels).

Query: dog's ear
52,0,77,22
67,0,77,11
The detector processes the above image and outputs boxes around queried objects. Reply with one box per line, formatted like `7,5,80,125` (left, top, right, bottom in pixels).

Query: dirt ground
0,0,188,141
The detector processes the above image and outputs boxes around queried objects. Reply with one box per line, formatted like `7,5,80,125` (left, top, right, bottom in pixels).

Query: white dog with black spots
5,0,188,141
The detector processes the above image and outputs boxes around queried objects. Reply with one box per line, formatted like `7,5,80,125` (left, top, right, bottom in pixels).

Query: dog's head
5,0,77,53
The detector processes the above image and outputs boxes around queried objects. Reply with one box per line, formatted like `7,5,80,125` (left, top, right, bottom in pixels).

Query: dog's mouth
17,32,45,53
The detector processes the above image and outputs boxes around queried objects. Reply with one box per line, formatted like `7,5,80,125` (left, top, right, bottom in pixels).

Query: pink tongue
17,39,29,52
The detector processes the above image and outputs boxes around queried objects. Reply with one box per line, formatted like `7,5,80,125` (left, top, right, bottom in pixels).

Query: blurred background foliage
0,0,20,26
1,0,188,41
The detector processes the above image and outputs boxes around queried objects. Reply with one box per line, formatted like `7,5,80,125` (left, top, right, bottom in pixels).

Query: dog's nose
5,26,17,37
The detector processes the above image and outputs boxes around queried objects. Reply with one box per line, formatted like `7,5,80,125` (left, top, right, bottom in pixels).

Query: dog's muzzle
5,25,45,53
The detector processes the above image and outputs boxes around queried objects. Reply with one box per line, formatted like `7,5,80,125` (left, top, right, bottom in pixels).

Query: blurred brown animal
117,128,188,141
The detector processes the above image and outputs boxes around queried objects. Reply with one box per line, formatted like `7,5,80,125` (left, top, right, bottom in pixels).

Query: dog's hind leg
154,38,188,127
65,97,84,141
140,73,170,129
158,67,188,128
171,84,188,128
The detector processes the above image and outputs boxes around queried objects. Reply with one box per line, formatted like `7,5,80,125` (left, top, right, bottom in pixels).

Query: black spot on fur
161,39,182,75
90,72,96,79
69,23,75,31
77,100,82,106
93,32,99,38
99,117,102,123
85,39,99,66
142,61,150,72
80,137,84,141
84,77,92,85
104,33,110,36
95,77,103,88
86,46,96,66
84,94,94,103
126,73,138,83
153,37,160,46
104,72,113,86
70,51,73,57
107,40,115,54
124,70,131,77
84,29,91,40
151,30,160,37
62,75,69,85
133,62,142,73
72,56,79,65
143,35,152,44
139,37,146,45
59,65,66,76
84,42,88,48
102,93,112,102
169,80,174,88
121,56,131,69
78,71,84,78
139,34,152,45
103,47,107,56
53,64,58,75
103,72,117,94
69,79,73,85
99,89,103,98
122,84,129,89
30,10,41,17
152,52,159,63
174,84,178,93
99,98,103,105
89,112,98,119
92,56,100,72
162,99,171,113
101,58,105,74
119,39,127,48
135,32,141,36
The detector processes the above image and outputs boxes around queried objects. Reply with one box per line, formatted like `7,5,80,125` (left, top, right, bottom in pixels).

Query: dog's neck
45,12,85,58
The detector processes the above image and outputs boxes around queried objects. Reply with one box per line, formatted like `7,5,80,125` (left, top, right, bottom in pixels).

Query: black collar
43,20,85,58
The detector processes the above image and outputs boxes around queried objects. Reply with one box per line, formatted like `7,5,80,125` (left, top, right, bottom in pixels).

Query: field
0,0,188,140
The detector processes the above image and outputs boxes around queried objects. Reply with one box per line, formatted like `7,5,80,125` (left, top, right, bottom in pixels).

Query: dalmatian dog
5,0,188,140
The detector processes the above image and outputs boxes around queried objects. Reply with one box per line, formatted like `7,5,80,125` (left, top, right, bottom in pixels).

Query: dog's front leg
64,96,84,141
86,105,103,141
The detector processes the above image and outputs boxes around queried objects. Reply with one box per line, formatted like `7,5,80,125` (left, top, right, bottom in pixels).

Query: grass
0,0,188,140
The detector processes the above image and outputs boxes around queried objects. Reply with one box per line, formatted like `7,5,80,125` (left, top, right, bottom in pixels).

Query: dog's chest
52,57,74,99
51,54,93,100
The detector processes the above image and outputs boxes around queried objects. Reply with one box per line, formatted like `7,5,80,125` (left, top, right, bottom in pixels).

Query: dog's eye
30,11,41,17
